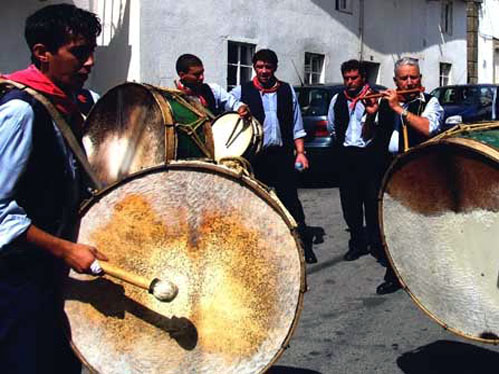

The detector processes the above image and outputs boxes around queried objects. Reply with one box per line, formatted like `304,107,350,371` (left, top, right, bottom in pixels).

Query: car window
296,88,331,116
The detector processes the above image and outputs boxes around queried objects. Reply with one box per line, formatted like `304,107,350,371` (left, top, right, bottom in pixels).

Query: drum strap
0,79,103,191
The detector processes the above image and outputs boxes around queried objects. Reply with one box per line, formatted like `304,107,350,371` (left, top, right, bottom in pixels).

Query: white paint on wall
0,0,469,93
478,0,499,83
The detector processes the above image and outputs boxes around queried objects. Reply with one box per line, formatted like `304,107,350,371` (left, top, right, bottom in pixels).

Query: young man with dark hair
175,53,249,117
0,4,107,372
327,59,382,262
230,49,314,262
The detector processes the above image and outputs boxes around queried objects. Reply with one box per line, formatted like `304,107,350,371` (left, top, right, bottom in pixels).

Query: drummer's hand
383,89,403,114
237,104,251,120
295,152,309,170
62,242,108,274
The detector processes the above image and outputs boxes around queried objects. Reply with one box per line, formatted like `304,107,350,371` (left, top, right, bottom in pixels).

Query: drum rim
378,138,499,344
211,111,263,160
73,160,307,373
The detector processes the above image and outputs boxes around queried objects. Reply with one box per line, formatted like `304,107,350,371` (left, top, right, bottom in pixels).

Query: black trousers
0,254,81,374
338,146,384,251
251,146,306,229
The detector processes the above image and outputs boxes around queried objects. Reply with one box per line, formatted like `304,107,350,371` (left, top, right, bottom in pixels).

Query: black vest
332,92,351,147
240,81,294,147
198,83,218,115
0,89,80,238
378,93,433,153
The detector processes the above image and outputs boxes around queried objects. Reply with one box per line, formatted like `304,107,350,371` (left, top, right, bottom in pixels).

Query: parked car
430,84,499,128
294,83,386,180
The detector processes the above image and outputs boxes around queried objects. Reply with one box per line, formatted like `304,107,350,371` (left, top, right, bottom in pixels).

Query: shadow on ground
397,340,499,374
267,366,322,374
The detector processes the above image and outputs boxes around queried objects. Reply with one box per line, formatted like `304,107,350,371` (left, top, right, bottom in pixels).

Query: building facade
477,0,499,83
1,0,468,94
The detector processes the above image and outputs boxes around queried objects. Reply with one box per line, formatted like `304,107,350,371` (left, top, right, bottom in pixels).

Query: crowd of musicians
0,4,445,373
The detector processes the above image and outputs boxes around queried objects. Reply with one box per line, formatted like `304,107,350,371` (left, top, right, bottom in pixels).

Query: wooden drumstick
91,260,178,302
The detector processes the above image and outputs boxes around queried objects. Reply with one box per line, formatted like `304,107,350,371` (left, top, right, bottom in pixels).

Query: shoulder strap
0,79,102,190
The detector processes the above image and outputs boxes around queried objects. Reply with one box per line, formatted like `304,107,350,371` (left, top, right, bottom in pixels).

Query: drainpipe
359,0,365,61
467,0,482,84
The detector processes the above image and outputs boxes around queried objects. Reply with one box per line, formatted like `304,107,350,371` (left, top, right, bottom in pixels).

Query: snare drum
211,112,263,161
83,82,214,186
380,122,499,343
64,161,305,373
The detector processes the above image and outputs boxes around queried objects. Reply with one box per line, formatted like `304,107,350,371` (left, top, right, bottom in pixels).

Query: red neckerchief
344,83,370,110
2,64,84,131
252,76,281,93
175,79,208,107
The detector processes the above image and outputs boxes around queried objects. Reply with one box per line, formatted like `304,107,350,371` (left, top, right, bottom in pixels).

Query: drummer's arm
291,86,309,169
23,225,107,273
0,100,106,274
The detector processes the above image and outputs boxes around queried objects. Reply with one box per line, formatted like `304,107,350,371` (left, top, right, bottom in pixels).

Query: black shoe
376,280,402,295
305,251,318,264
343,248,369,261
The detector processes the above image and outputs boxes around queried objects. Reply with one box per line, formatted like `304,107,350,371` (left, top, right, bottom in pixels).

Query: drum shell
83,82,214,187
65,161,305,374
379,124,499,344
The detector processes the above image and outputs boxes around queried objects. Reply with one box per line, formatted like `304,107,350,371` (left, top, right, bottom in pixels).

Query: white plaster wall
0,0,139,95
362,0,467,90
478,0,499,83
139,0,361,88
1,0,468,93
138,0,467,92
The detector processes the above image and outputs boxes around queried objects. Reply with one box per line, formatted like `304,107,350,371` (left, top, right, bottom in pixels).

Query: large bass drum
379,123,499,343
64,161,305,373
83,82,214,187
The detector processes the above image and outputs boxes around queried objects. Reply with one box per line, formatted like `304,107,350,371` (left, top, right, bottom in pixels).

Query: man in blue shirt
0,4,107,372
231,49,313,262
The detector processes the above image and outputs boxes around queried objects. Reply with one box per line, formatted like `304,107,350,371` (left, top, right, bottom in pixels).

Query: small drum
211,112,263,161
64,161,305,373
83,82,214,186
379,122,499,343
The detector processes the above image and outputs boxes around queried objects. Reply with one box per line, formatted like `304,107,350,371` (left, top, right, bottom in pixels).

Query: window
304,53,325,85
439,63,452,86
441,0,453,35
227,41,255,91
336,0,352,14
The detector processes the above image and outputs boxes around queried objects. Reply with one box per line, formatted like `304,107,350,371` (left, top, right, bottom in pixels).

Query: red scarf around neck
344,83,370,110
252,76,281,93
2,65,83,129
175,79,208,107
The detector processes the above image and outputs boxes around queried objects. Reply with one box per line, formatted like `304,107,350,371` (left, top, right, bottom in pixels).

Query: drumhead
64,161,305,373
83,83,214,187
380,135,499,343
83,82,166,186
211,112,261,161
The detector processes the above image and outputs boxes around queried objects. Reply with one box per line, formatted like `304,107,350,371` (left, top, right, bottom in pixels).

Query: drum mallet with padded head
90,260,178,302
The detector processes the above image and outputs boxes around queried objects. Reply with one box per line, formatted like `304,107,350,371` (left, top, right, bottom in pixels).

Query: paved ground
268,186,499,374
